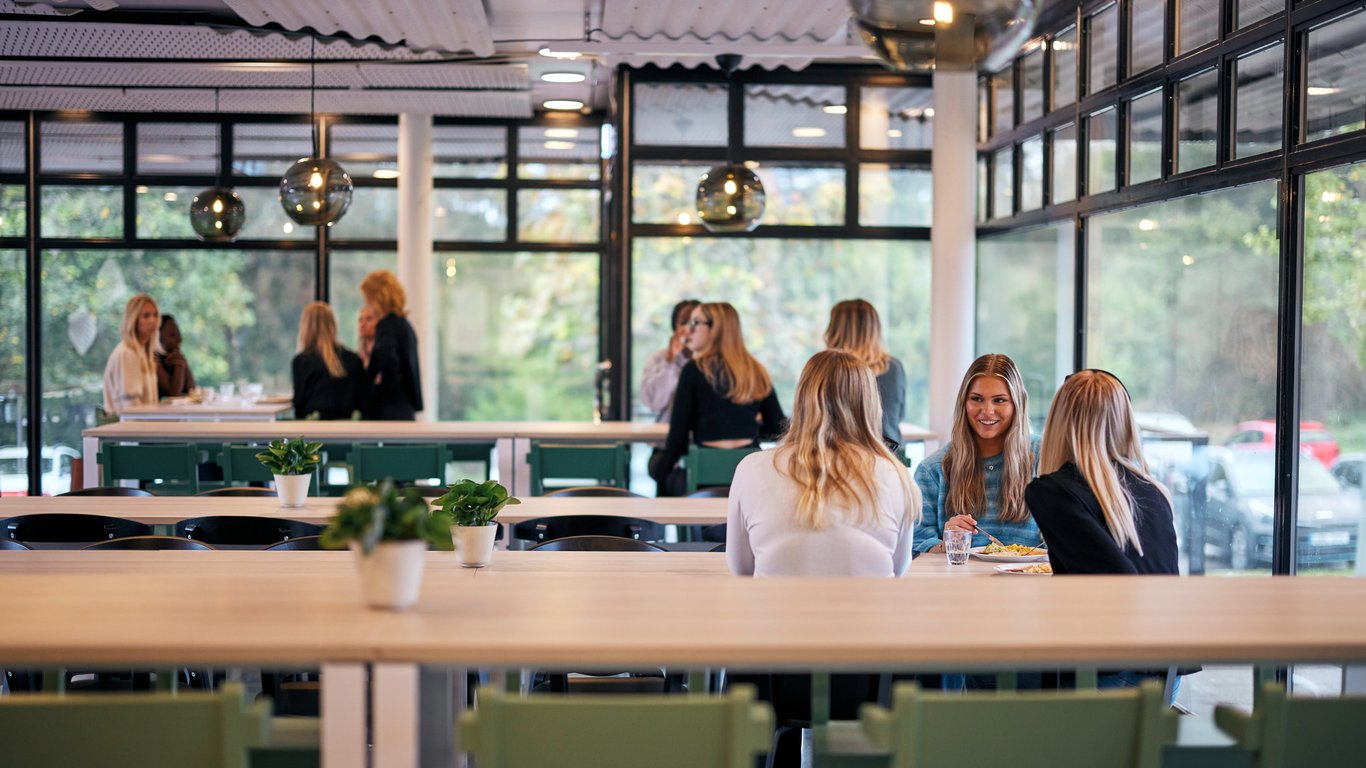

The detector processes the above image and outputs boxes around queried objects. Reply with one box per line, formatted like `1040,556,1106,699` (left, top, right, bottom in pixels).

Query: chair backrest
527,442,630,495
0,682,268,768
511,514,664,544
0,538,32,550
447,442,496,482
218,445,278,485
685,445,759,494
530,535,667,552
262,535,327,551
701,523,727,543
460,685,772,768
2,513,152,544
862,681,1176,768
544,486,644,498
83,535,217,551
196,486,278,497
350,443,449,485
686,485,731,498
1215,682,1366,768
101,443,199,495
59,486,154,497
175,515,324,546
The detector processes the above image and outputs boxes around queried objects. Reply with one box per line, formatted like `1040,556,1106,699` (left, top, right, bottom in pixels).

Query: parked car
1331,452,1364,489
0,445,79,496
1225,420,1340,468
1204,448,1360,570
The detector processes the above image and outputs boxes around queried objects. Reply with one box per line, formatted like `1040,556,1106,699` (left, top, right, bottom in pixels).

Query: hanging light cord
310,35,319,158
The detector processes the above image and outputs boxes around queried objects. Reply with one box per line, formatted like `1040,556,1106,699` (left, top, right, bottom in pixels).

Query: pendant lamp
280,37,353,226
189,90,247,241
695,54,766,233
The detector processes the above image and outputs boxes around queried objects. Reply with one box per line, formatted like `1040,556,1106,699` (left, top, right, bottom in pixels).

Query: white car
0,445,80,496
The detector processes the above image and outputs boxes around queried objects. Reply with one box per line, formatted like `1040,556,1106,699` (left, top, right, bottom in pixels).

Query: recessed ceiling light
792,127,827,138
933,1,954,24
543,140,576,150
923,108,935,118
919,18,936,25
544,128,580,139
162,192,178,202
538,47,582,59
888,129,903,138
1307,86,1341,96
823,105,847,115
543,99,585,111
541,71,586,84
372,169,400,179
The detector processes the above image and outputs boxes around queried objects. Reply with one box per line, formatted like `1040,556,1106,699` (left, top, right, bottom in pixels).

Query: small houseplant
434,479,520,568
321,481,450,610
255,436,323,507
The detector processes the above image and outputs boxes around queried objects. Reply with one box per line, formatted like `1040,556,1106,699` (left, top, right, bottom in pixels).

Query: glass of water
945,529,971,565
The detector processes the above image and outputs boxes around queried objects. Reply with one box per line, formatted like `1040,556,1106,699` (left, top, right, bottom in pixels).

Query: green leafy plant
320,480,450,554
255,437,323,476
433,479,521,527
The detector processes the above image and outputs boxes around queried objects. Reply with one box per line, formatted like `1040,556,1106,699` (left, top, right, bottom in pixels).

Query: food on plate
981,542,1045,556
1019,563,1052,574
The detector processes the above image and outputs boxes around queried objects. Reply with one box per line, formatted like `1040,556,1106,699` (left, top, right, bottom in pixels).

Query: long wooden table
117,400,293,421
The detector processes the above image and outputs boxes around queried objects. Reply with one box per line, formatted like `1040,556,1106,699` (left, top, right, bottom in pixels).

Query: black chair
194,487,277,498
702,524,728,543
686,485,731,498
263,535,327,551
175,516,323,547
82,536,216,551
544,486,646,498
530,535,668,552
0,539,32,550
511,515,664,545
2,513,152,546
58,487,154,497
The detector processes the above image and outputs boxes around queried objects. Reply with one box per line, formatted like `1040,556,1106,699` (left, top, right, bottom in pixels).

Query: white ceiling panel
0,60,528,90
0,86,532,117
599,0,849,43
223,0,494,56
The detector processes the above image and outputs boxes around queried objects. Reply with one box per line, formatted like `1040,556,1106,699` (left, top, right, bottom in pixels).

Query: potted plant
434,479,520,568
255,437,323,507
320,481,450,610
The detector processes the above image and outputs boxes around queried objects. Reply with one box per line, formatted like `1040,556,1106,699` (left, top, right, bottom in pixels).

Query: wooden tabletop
117,400,293,421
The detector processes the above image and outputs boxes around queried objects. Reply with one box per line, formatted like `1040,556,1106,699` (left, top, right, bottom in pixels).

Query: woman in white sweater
102,293,162,415
727,349,919,577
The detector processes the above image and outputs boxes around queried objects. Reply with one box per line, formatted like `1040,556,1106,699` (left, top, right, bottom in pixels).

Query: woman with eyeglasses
648,301,785,497
639,298,701,423
823,299,904,449
913,353,1041,554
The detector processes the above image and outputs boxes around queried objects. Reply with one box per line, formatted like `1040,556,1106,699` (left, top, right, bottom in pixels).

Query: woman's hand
667,325,688,359
944,514,978,532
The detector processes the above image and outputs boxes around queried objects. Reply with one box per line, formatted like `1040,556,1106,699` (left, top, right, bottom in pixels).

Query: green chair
527,442,630,496
861,680,1176,768
219,445,318,494
0,682,268,768
685,445,759,494
318,443,354,496
1215,682,1366,768
448,442,497,481
460,685,773,768
350,443,450,486
100,442,199,495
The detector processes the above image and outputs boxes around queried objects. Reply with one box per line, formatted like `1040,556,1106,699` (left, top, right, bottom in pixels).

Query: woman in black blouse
358,270,423,420
649,301,785,496
291,302,363,420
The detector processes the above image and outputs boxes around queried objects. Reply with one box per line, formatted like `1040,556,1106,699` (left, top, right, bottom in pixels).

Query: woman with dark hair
155,313,196,399
359,270,422,420
640,298,701,423
292,301,364,420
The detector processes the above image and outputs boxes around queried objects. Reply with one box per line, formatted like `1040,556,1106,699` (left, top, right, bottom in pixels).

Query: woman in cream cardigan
102,293,162,416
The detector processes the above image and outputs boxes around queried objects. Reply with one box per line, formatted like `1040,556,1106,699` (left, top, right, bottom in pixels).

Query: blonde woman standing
649,301,785,496
359,270,422,420
102,293,161,415
727,350,918,576
292,302,364,420
824,299,904,448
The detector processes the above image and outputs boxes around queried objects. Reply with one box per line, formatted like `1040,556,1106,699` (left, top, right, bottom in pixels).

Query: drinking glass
945,529,971,565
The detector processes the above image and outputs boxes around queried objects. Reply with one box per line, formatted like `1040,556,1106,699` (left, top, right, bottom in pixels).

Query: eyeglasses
687,319,713,329
1065,368,1130,398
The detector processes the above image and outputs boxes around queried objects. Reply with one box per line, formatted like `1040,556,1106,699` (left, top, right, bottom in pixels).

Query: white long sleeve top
639,347,688,423
102,341,158,415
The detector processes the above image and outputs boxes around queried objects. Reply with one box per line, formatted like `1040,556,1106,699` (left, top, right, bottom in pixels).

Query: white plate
969,545,1049,563
994,563,1052,575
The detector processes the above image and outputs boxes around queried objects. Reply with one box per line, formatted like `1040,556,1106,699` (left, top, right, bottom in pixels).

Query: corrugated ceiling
0,87,533,117
223,0,494,56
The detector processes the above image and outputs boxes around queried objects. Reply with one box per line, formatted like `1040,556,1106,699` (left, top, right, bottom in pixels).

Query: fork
965,519,1007,549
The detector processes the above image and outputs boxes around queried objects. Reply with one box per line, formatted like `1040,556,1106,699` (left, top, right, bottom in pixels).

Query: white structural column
928,32,978,444
398,113,437,421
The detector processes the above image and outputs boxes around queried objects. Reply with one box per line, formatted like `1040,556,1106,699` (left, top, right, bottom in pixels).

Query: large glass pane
1087,180,1279,579
634,82,728,147
1,185,27,236
1304,11,1366,144
517,188,600,243
977,157,989,222
1087,107,1117,194
0,121,23,173
1237,0,1279,29
437,252,598,420
328,188,398,240
1088,4,1119,94
1177,0,1219,56
861,165,931,226
1052,26,1078,110
330,250,398,350
519,125,600,180
751,165,845,226
41,121,122,174
136,186,199,239
1177,69,1218,173
1301,160,1366,576
861,86,933,150
1051,122,1077,204
433,125,507,178
232,123,312,177
1131,0,1166,75
632,238,931,423
137,123,218,175
976,224,1075,427
979,78,991,140
632,162,714,224
1129,88,1164,185
330,123,398,178
1020,47,1044,123
1234,43,1284,159
992,146,1014,218
745,84,846,148
992,68,1015,134
41,186,121,238
432,189,507,241
0,249,28,494
233,186,315,241
1020,136,1044,211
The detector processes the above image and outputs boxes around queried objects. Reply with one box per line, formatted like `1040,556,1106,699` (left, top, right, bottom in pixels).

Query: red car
1226,420,1340,467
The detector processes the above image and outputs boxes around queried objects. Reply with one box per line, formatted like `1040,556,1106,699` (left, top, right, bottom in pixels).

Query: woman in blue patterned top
913,353,1041,553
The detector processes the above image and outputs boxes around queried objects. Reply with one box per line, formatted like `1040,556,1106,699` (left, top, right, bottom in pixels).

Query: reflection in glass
1236,0,1280,29
330,123,398,178
1052,26,1078,110
1020,137,1044,211
41,186,122,238
1129,89,1164,185
41,122,123,174
1051,122,1077,204
632,162,714,224
1177,0,1219,56
431,189,507,241
751,165,845,226
138,123,218,175
634,83,728,147
1234,44,1283,159
0,121,23,172
1088,4,1118,95
134,185,210,240
993,68,1015,134
1020,47,1044,124
326,187,394,240
232,123,312,177
433,126,507,178
977,157,989,222
233,186,314,241
517,188,600,243
1130,0,1166,75
860,165,931,226
744,84,846,147
993,146,1014,218
1177,69,1218,173
1088,108,1117,194
1304,11,1366,144
861,87,933,150
519,125,600,180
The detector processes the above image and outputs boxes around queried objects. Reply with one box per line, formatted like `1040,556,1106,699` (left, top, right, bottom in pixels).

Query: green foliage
320,480,450,553
255,436,323,476
433,478,520,526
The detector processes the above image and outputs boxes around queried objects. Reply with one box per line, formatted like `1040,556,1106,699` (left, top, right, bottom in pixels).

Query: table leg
321,662,368,768
508,437,533,498
373,662,420,768
82,436,99,488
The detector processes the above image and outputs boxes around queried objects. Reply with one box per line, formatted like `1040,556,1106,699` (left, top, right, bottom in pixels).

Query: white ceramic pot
350,540,426,610
453,524,498,568
274,473,311,508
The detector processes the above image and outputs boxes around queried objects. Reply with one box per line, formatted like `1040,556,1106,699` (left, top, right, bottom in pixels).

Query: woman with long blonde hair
727,349,919,576
292,301,364,420
359,270,422,420
913,353,1041,553
649,301,785,496
824,299,904,448
102,293,162,415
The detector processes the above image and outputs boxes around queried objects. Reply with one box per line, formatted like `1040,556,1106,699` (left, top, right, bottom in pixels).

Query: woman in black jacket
292,301,364,420
359,270,423,420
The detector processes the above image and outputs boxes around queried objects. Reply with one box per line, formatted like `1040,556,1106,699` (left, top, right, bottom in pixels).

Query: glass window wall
1176,69,1219,173
1234,43,1284,159
1088,4,1119,94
